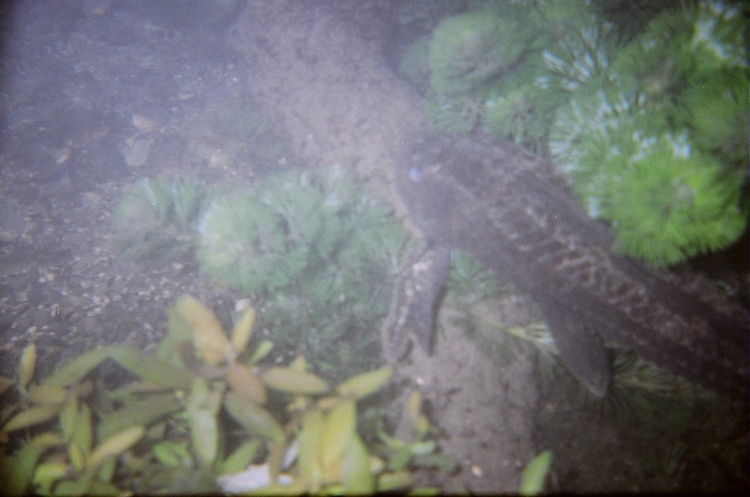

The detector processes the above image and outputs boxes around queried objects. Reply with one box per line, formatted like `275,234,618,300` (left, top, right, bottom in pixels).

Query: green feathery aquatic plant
197,165,412,379
481,58,565,153
113,167,412,380
428,7,533,97
538,0,617,93
419,1,588,150
113,177,208,263
409,0,747,265
425,92,483,134
550,1,748,266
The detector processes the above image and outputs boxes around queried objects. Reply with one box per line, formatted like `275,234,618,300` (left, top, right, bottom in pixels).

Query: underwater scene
0,0,747,494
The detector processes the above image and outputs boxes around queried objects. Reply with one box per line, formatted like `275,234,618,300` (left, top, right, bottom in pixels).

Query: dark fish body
396,132,748,399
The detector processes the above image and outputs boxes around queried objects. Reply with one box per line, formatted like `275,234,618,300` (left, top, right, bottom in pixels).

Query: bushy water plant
111,166,412,380
197,165,412,379
428,7,532,97
417,1,584,151
405,0,748,266
549,1,748,265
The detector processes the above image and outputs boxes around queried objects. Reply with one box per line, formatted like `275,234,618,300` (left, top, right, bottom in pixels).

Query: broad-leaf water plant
0,297,450,495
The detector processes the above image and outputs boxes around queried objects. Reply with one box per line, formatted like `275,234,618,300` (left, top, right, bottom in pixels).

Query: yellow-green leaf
176,296,232,366
342,433,374,494
26,384,68,405
155,307,194,363
68,441,86,473
87,425,145,470
32,460,68,494
298,409,325,484
321,399,356,472
190,409,219,467
520,450,552,496
97,394,181,440
98,455,116,483
43,347,112,387
231,307,256,354
0,432,63,496
224,392,286,443
262,367,328,395
71,403,92,457
3,404,61,432
336,366,392,400
26,431,64,448
289,355,308,372
227,364,267,404
248,340,274,365
377,471,413,492
153,441,193,467
109,346,193,388
59,394,79,442
220,440,261,474
18,343,36,390
186,379,222,467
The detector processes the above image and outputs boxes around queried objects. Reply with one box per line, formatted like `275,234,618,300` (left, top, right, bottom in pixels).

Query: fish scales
395,131,748,399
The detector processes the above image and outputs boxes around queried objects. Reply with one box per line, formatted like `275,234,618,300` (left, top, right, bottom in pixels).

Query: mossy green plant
428,7,532,97
481,61,564,154
407,1,747,267
197,165,412,379
112,166,412,380
549,1,749,266
538,0,617,93
420,2,574,148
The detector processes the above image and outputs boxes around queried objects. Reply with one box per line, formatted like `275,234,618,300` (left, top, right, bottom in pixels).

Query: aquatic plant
425,92,483,134
607,132,745,266
413,1,748,266
428,7,534,97
419,2,574,148
113,177,208,263
197,165,412,379
0,297,449,495
550,1,749,266
481,58,564,154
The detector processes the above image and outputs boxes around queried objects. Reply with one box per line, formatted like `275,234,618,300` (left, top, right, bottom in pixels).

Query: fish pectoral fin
541,303,612,397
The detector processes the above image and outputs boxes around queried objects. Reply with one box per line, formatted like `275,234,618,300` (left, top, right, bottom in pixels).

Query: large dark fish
392,131,748,399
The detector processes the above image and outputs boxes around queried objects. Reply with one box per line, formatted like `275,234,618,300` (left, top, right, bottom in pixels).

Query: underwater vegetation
428,7,534,97
550,1,748,266
400,0,599,152
420,3,555,150
0,297,453,495
112,177,208,264
399,0,748,267
114,167,412,381
197,166,412,379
